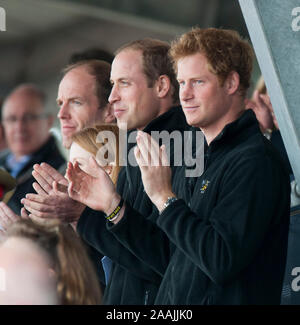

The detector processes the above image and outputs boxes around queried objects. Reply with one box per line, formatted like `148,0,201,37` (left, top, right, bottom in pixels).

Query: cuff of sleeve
76,206,89,234
157,198,186,226
77,206,106,235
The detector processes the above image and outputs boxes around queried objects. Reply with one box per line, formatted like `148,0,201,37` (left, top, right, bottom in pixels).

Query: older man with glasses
0,84,65,226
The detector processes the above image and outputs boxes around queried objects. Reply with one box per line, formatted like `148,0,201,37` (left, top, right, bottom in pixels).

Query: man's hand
259,93,279,130
245,90,276,132
20,206,63,227
20,163,85,223
0,202,21,232
134,131,174,212
66,157,121,215
32,162,68,193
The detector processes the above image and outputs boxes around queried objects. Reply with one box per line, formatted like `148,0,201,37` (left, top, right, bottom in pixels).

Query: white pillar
239,0,300,191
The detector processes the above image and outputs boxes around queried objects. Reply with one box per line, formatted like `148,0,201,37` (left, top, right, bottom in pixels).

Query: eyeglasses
2,113,49,125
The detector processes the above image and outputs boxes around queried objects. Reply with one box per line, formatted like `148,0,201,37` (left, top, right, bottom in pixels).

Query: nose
14,119,27,132
57,102,70,120
108,84,120,104
180,83,194,102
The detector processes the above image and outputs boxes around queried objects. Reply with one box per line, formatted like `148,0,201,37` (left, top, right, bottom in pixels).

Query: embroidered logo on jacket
200,180,210,193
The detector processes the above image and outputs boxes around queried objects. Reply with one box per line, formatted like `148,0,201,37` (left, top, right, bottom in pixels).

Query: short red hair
169,27,254,97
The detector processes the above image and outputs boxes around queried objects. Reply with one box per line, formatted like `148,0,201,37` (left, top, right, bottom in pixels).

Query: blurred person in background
0,84,66,216
0,229,58,305
0,169,17,233
248,77,292,173
246,76,277,136
246,77,299,207
0,219,102,305
68,47,114,65
0,100,8,157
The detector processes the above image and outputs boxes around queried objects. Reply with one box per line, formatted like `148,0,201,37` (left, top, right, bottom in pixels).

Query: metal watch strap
160,196,178,215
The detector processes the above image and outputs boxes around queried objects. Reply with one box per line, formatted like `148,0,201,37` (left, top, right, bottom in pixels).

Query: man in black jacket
131,28,291,304
75,40,190,305
0,84,65,222
23,39,190,304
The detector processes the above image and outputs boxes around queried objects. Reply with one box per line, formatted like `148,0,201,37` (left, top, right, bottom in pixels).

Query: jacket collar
143,106,187,134
126,105,188,152
208,109,260,150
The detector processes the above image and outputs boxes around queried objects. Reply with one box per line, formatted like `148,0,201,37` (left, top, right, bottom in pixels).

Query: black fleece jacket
155,109,291,304
77,106,190,305
107,109,290,304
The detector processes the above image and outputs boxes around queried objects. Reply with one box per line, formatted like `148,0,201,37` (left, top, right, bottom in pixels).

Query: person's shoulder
0,148,10,161
0,149,10,169
35,136,66,169
229,138,289,181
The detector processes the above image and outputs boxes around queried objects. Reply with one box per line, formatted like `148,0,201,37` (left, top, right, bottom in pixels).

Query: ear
103,104,116,124
155,75,171,99
225,71,240,95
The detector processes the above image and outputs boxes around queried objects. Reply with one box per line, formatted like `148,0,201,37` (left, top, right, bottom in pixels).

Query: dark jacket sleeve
107,203,173,277
156,152,290,285
77,207,162,284
106,165,186,277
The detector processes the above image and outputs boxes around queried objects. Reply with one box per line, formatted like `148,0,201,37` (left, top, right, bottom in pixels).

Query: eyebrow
177,75,205,80
111,77,130,83
56,96,85,104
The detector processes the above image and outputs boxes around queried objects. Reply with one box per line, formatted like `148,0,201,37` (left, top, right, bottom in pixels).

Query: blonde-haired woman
70,124,120,185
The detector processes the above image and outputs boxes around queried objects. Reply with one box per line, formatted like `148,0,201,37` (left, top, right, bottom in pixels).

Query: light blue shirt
6,153,32,178
101,256,113,285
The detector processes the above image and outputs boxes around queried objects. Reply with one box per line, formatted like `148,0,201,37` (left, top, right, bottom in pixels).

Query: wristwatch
160,196,178,215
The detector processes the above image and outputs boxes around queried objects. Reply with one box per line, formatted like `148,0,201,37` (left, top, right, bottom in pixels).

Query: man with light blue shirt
0,84,65,219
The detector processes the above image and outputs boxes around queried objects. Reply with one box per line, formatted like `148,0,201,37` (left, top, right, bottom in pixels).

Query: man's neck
136,101,175,131
202,105,245,146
